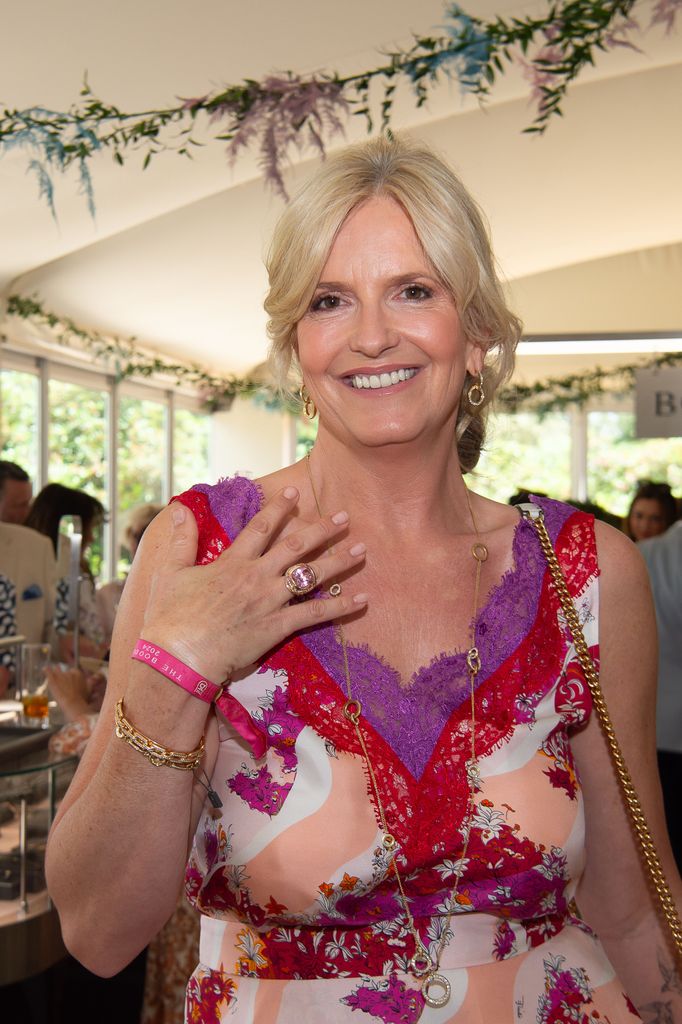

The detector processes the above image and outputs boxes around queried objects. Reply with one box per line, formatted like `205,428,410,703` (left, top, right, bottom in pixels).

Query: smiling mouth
346,368,419,390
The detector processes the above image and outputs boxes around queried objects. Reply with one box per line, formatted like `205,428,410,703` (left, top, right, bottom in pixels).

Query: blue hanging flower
443,3,492,91
0,107,99,219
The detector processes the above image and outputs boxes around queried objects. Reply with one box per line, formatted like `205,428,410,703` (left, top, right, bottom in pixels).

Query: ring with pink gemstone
284,562,318,597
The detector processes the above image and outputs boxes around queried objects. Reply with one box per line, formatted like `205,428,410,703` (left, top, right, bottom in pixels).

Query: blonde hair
265,134,521,471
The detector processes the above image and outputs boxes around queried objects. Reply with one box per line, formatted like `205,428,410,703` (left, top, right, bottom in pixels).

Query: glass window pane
48,378,109,577
0,368,39,480
173,408,210,494
117,396,167,570
472,411,572,503
587,411,682,517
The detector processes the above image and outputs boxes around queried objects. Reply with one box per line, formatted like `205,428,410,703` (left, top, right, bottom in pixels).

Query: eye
310,293,342,312
400,283,433,301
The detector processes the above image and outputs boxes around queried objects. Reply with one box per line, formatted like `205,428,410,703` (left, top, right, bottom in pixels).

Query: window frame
1,347,210,581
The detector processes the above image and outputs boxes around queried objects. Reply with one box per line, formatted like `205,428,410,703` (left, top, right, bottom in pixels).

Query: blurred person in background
97,503,164,646
0,517,56,696
0,459,33,524
25,483,107,660
625,480,677,542
640,517,682,872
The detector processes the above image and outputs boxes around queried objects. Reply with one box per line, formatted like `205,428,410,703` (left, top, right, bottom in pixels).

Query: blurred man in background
0,460,33,524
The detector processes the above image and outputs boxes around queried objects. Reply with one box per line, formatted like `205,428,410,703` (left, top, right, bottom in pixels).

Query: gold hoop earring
467,373,485,408
299,384,317,419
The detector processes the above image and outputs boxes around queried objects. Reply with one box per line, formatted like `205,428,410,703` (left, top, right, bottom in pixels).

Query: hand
140,487,367,684
46,666,92,721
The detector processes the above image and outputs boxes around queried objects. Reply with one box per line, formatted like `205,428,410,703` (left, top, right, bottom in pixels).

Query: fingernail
172,504,186,525
331,511,349,525
283,486,298,499
353,593,369,605
349,543,366,557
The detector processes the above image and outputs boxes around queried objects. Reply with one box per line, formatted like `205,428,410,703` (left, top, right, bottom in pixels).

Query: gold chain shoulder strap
519,503,682,958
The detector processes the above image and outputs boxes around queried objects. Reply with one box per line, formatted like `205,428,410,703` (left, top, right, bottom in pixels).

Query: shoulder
0,522,54,561
530,495,594,535
593,517,650,591
174,476,261,533
140,476,263,567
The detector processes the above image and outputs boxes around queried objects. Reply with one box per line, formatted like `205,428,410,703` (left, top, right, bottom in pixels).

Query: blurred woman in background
26,482,106,659
625,480,678,542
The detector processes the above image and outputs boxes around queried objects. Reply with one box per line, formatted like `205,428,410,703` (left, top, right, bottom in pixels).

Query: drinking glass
20,643,51,727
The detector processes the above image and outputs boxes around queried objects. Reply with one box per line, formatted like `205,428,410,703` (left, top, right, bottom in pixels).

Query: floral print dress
175,477,641,1024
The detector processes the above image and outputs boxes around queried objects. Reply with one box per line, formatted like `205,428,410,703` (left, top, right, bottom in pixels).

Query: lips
346,367,419,390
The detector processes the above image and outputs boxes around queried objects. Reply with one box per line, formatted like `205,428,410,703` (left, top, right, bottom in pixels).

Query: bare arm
45,489,366,976
573,521,682,1021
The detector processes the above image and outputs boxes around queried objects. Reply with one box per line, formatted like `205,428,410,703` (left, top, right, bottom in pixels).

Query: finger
280,589,369,635
274,541,366,602
266,510,351,575
228,487,300,559
165,501,199,571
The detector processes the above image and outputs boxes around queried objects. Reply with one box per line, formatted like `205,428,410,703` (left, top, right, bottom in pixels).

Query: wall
209,397,293,480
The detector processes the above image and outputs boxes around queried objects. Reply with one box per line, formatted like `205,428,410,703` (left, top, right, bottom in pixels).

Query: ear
465,342,485,377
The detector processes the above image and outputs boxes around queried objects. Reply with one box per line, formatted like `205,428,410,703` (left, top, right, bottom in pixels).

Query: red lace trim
173,488,229,565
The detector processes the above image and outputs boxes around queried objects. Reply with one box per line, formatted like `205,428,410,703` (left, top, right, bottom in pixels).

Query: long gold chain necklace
304,453,487,1010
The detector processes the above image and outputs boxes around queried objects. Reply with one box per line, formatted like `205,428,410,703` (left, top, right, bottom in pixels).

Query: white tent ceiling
1,0,681,376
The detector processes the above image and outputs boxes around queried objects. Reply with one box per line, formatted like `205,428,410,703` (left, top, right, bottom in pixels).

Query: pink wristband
131,639,223,703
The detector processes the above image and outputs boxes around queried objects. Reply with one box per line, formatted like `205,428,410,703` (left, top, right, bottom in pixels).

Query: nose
348,300,400,358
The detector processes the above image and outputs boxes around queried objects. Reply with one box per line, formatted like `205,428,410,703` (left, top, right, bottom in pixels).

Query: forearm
46,671,210,975
597,914,682,1023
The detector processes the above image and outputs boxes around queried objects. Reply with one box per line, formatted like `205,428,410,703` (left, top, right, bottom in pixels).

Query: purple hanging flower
650,0,682,32
517,42,567,119
603,13,642,52
210,74,349,200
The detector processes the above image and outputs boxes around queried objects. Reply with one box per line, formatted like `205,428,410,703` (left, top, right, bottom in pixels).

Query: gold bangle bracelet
114,698,205,771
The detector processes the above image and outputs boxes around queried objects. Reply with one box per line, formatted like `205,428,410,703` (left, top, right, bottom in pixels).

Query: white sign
635,366,682,438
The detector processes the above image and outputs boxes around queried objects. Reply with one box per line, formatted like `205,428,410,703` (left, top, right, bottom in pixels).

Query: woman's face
628,497,668,541
296,196,482,450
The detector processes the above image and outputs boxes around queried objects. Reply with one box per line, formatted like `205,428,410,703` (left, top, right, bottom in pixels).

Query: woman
26,482,106,658
46,137,681,1022
625,480,678,542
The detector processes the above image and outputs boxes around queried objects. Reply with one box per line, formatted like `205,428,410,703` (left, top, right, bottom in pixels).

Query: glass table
0,721,77,985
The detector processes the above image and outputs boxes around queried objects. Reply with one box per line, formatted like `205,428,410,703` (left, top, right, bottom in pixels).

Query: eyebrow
312,272,440,292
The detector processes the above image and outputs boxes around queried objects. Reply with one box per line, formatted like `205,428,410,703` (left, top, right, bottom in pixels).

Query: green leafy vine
1,0,674,211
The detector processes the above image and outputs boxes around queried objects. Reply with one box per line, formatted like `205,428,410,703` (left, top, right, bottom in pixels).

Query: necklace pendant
465,758,480,786
408,941,433,978
423,971,452,1009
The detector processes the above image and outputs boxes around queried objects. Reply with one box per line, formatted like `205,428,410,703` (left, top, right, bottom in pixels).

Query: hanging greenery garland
1,0,678,215
4,293,680,416
497,350,682,415
3,294,263,411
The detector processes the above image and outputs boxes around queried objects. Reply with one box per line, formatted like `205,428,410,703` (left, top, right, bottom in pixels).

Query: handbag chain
520,504,682,958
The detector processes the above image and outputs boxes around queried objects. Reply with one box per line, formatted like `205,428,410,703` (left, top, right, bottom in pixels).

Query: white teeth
348,368,417,389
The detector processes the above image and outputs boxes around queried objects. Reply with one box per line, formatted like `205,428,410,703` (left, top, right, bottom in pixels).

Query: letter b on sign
635,368,682,438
